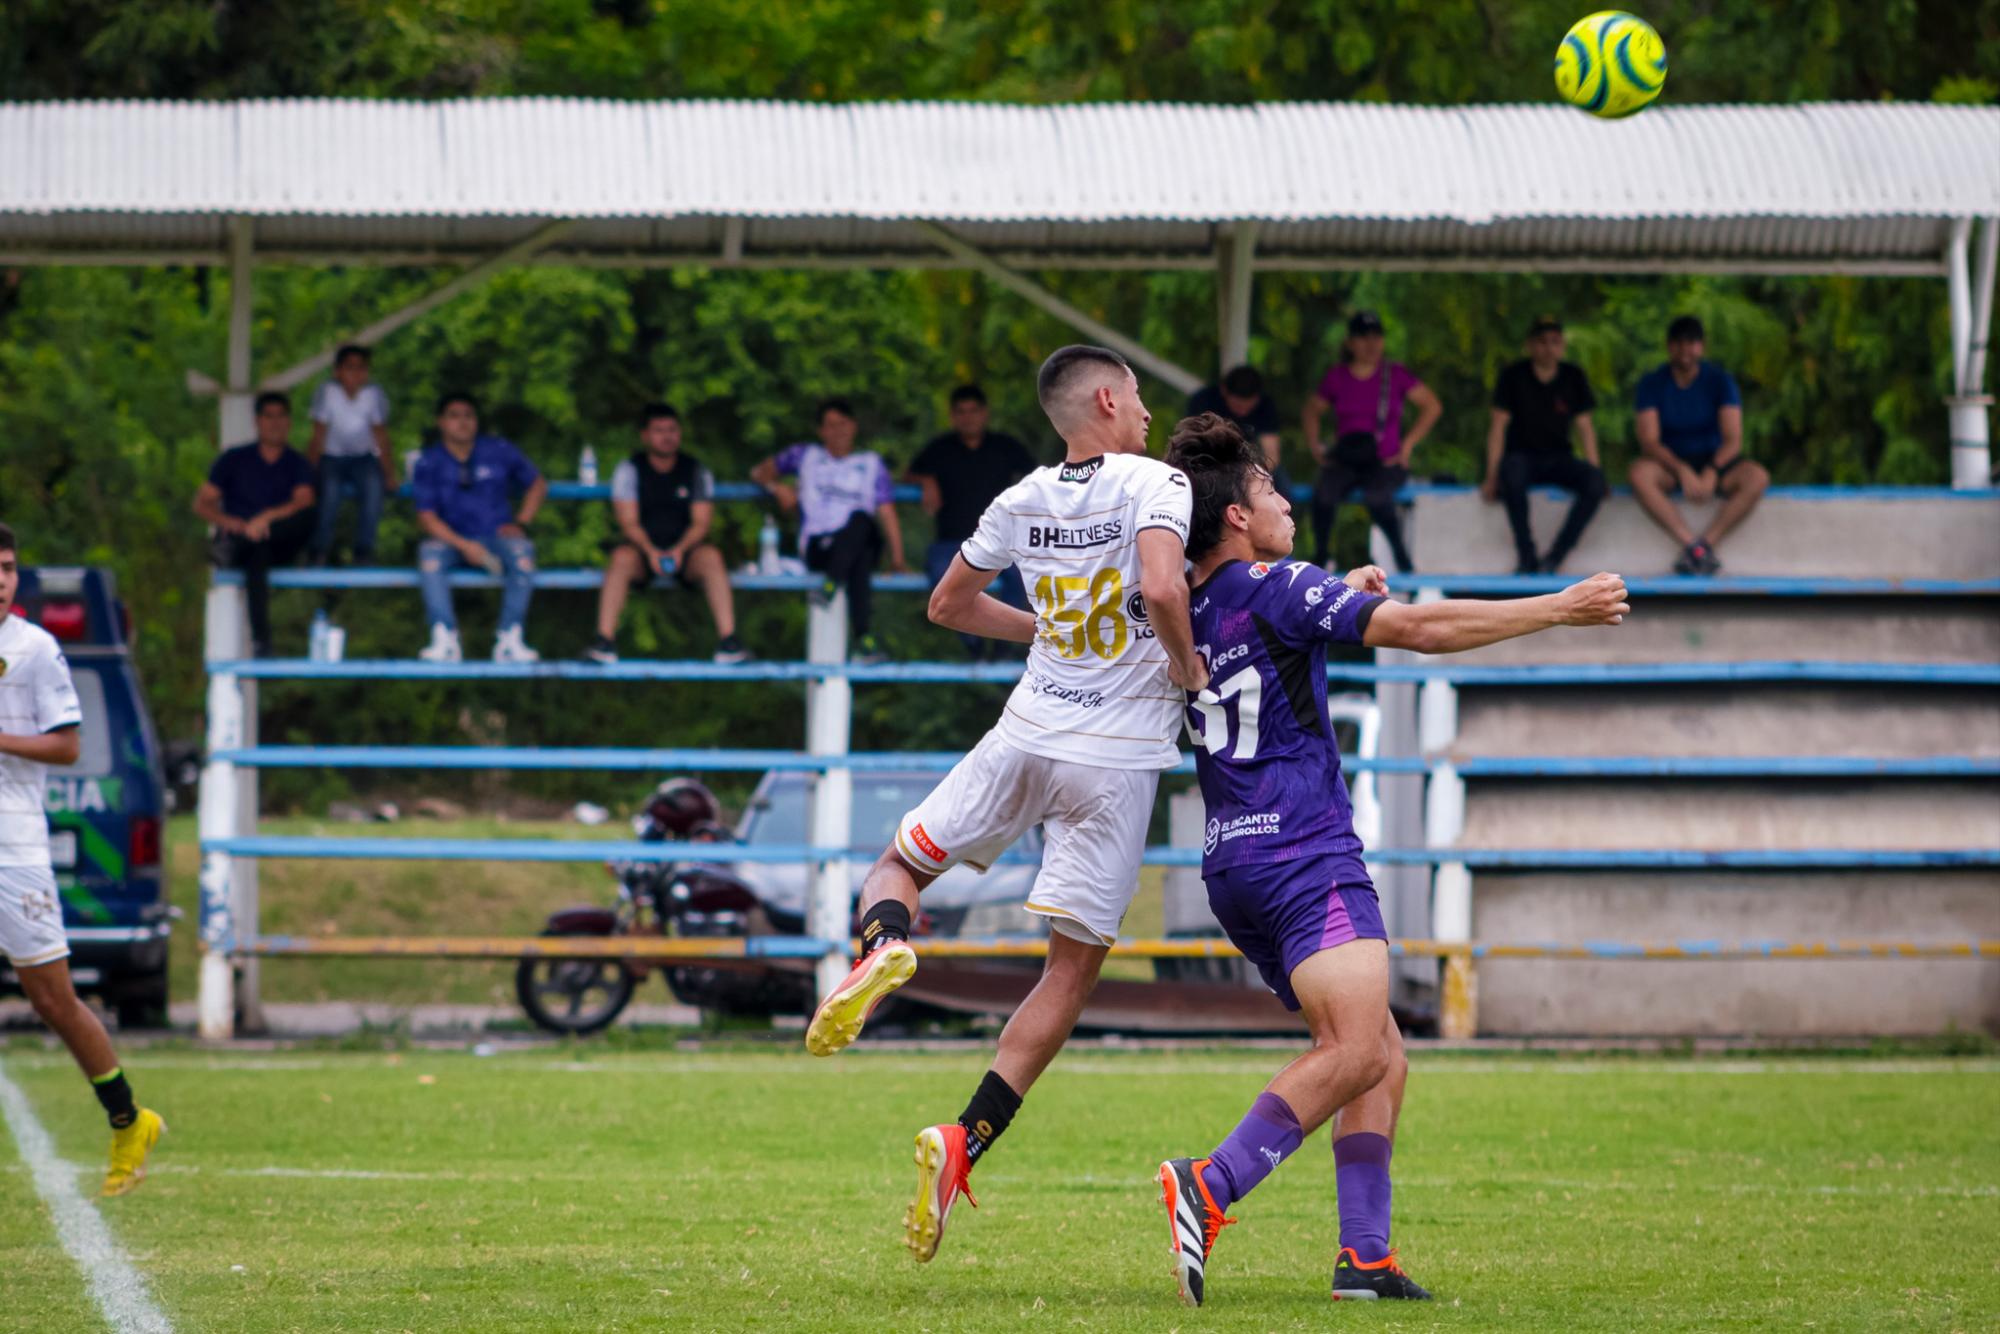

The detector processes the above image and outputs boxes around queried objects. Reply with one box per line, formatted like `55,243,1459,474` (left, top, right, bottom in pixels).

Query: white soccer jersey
0,615,83,868
959,452,1193,769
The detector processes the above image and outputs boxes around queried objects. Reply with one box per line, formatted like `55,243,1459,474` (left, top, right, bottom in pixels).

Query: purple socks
1333,1131,1393,1260
1199,1091,1304,1212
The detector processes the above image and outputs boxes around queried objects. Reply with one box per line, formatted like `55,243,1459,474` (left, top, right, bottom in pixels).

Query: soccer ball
1554,11,1667,118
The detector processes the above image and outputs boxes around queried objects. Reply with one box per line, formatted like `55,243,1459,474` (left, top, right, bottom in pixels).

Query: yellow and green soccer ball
1554,11,1667,118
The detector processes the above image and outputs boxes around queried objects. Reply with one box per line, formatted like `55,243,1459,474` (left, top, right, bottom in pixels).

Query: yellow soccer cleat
804,942,917,1057
102,1107,165,1197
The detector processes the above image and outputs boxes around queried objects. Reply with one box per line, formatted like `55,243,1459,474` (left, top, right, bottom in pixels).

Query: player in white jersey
0,526,164,1194
802,345,1211,1262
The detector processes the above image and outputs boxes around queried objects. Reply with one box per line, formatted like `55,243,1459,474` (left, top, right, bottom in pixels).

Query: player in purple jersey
1153,416,1630,1307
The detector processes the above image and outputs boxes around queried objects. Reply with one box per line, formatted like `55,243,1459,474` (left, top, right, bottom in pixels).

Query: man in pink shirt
1301,311,1442,571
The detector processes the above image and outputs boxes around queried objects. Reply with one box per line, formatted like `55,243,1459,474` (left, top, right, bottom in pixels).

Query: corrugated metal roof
0,99,1993,268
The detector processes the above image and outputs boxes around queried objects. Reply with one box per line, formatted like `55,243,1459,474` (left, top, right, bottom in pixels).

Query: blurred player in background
802,345,1210,1264
1157,417,1628,1305
0,523,165,1195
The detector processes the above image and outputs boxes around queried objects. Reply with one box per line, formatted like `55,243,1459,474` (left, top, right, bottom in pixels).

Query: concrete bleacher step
1441,600,2000,667
1471,870,2000,1037
1406,489,2000,582
1456,687,2000,759
1460,780,2000,851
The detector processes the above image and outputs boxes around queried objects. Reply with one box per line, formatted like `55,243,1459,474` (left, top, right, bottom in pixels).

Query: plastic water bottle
578,445,599,486
308,609,329,662
323,621,346,663
758,514,781,574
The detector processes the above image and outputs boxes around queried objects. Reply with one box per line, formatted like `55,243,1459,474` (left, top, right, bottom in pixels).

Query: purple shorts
1203,852,1387,1011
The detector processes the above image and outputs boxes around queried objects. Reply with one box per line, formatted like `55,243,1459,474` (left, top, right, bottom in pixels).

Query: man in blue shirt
412,392,547,662
192,391,318,658
1154,414,1629,1307
1629,316,1771,575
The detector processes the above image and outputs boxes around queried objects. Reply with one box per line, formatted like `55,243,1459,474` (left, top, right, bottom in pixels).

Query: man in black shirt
1186,364,1294,504
587,404,747,664
1481,316,1607,574
191,391,318,657
906,384,1037,657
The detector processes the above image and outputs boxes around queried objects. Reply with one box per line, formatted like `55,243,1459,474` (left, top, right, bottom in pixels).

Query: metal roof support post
1215,222,1259,375
805,595,854,1001
220,216,256,446
1946,218,1995,488
260,220,578,392
913,221,1204,396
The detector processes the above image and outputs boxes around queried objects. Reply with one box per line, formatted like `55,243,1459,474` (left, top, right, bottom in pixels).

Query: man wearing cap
1629,315,1769,575
1481,316,1608,574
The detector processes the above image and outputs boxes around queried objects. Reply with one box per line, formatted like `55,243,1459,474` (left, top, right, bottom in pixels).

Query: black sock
859,899,911,955
957,1069,1022,1165
91,1067,136,1130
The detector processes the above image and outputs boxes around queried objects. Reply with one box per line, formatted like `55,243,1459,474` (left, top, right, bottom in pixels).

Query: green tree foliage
0,2,1993,797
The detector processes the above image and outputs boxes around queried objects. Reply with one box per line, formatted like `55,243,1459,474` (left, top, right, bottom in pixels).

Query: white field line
0,1056,173,1334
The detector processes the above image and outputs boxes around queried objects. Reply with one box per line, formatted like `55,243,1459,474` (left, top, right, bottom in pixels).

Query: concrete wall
1458,687,2000,759
1405,492,2000,580
1449,601,2000,666
1473,872,2000,1037
1461,780,2000,850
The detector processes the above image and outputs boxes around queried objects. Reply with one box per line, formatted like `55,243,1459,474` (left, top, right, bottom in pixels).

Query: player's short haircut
0,522,15,555
334,344,371,367
253,390,290,416
1221,365,1263,398
1036,345,1131,426
949,383,987,407
817,396,856,423
1667,315,1705,344
639,402,679,428
436,391,480,417
1165,413,1264,561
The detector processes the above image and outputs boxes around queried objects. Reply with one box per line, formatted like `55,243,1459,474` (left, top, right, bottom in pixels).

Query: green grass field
3,1045,1996,1331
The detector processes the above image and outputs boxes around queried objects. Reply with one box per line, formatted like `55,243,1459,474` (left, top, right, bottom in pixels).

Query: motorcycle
514,780,808,1035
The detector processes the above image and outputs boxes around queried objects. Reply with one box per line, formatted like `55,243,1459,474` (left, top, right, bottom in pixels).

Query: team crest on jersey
1058,458,1104,484
1247,562,1271,579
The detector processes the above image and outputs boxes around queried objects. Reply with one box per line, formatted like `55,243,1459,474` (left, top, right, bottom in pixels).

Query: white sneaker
492,625,540,663
417,624,462,663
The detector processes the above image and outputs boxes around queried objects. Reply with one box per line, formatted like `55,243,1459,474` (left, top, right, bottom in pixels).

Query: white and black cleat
1158,1156,1234,1307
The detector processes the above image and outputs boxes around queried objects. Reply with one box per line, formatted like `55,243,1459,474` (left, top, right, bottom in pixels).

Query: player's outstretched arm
1362,572,1629,655
1137,529,1209,693
929,554,1038,643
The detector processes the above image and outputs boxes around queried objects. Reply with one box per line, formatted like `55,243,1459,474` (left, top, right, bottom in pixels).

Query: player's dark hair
253,390,290,416
949,383,987,407
1165,413,1263,561
639,401,680,428
1036,345,1130,417
334,344,371,368
0,522,15,555
1221,365,1263,398
435,391,480,417
817,397,856,423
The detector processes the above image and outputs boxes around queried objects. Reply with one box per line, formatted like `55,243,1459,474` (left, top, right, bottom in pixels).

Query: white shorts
0,862,69,968
895,730,1160,946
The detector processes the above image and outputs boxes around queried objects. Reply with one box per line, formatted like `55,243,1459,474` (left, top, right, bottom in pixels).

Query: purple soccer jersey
1185,559,1384,877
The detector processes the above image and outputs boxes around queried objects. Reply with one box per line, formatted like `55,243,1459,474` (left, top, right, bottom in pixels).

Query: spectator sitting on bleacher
192,391,317,659
306,344,394,565
906,383,1035,660
584,403,748,666
750,399,906,666
1302,310,1441,572
1629,315,1770,576
1481,315,1608,574
412,392,547,664
1188,364,1292,504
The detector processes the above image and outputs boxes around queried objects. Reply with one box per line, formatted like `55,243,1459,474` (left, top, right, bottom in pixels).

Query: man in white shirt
307,345,395,563
0,524,164,1194
801,345,1211,1263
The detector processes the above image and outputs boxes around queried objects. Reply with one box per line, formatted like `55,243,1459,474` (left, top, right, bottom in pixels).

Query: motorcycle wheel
514,931,637,1036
